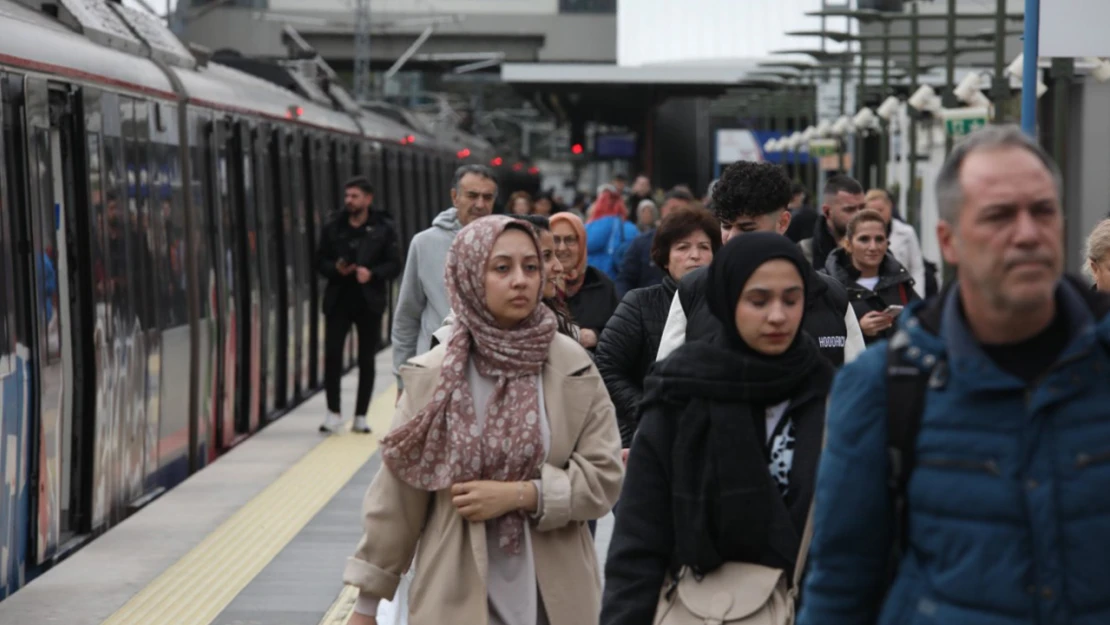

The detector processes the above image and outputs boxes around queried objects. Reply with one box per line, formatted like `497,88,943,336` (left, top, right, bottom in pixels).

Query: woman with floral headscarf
344,215,624,625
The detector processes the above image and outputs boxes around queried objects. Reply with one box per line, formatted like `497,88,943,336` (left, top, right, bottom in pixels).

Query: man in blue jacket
799,125,1110,625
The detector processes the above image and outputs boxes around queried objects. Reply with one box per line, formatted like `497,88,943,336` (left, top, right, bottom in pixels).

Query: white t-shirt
856,276,880,292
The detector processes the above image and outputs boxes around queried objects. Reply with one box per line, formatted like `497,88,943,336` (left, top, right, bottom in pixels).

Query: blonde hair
864,189,893,205
1084,219,1110,277
843,209,887,250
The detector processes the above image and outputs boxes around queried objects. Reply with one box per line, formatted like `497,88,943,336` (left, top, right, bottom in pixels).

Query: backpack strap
884,333,939,578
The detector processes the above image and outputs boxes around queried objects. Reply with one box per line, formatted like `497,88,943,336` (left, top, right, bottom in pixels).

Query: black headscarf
645,231,826,576
706,232,813,348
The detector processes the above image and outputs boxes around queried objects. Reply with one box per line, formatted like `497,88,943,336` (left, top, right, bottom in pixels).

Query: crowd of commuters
329,124,1110,625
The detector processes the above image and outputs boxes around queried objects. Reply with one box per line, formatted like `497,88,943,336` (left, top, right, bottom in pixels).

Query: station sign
941,107,989,139
808,139,839,158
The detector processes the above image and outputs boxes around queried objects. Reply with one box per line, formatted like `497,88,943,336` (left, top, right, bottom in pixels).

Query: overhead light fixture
954,72,986,105
876,96,900,121
1006,53,1025,80
1085,57,1110,83
853,107,879,131
908,84,941,112
831,115,855,137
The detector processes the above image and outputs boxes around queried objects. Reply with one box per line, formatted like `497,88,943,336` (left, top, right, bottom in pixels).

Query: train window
0,78,14,373
1,74,32,361
102,95,130,345
85,129,106,323
30,128,61,363
149,101,186,329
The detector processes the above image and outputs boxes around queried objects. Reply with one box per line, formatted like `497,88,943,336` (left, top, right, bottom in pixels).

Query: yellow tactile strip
101,386,396,625
319,585,360,625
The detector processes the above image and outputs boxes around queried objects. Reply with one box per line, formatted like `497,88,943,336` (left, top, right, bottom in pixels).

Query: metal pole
840,59,848,173
992,0,1008,121
385,26,436,81
858,36,867,183
879,18,890,188
1050,58,1072,183
908,0,920,228
1021,0,1040,135
944,0,958,155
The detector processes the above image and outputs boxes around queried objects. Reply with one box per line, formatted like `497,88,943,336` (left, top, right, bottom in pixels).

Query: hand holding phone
883,305,904,317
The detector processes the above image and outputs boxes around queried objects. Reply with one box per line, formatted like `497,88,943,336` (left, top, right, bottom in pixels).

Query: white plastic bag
375,566,413,625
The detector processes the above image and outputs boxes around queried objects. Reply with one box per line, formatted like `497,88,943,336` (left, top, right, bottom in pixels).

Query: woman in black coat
821,209,920,344
600,233,833,625
595,207,721,448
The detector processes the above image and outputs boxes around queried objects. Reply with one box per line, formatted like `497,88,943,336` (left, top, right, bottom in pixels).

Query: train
0,0,538,598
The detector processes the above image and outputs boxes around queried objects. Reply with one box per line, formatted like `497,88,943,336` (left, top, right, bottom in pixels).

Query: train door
203,120,235,450
0,73,32,596
119,97,165,507
302,135,319,391
400,151,417,243
251,125,278,420
382,146,403,248
413,153,428,231
186,111,216,466
16,77,95,561
314,137,331,385
290,132,311,395
228,121,260,435
272,128,297,406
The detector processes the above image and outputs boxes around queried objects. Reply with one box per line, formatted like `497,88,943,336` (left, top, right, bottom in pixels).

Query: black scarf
645,338,822,575
645,233,825,574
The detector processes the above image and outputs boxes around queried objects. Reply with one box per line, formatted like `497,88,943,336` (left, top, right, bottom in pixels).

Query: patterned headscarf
380,215,557,553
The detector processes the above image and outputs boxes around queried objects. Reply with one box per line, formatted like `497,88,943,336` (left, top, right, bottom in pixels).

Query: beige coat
343,333,624,625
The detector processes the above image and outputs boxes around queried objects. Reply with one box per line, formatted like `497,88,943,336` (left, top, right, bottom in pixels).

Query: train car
0,0,457,598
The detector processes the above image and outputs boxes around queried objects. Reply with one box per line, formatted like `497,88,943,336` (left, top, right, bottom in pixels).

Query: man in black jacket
316,176,401,434
656,162,865,367
798,175,867,270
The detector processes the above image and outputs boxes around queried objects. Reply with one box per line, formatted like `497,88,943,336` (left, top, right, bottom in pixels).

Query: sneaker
352,416,372,434
319,412,343,434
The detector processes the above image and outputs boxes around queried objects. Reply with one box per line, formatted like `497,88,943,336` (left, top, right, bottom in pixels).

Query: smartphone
337,257,350,268
883,305,904,317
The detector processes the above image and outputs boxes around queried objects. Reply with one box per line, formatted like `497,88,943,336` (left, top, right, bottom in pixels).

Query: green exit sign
808,139,838,158
945,115,988,138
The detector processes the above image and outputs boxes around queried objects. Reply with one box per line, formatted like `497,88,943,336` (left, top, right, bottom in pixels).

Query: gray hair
935,124,1062,225
1084,218,1110,277
452,164,498,192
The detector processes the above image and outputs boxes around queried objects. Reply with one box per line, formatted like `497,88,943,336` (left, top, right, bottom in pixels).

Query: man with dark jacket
799,124,1110,625
799,175,867,270
656,162,865,367
616,188,696,295
316,176,401,434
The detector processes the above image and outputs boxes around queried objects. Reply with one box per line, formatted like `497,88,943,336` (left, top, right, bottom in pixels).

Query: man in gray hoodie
390,164,497,395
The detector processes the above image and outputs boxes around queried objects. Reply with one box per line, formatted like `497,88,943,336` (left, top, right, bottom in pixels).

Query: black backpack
884,333,946,580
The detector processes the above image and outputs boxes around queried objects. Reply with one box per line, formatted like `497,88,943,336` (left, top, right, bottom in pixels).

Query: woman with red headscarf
550,212,620,353
584,186,640,282
344,215,623,625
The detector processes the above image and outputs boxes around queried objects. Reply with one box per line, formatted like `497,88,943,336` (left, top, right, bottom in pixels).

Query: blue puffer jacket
585,215,640,280
799,277,1110,625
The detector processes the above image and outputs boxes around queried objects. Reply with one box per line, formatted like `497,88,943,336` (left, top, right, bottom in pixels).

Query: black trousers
324,302,382,416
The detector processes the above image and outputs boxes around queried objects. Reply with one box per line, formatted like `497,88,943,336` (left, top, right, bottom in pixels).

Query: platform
0,347,615,625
